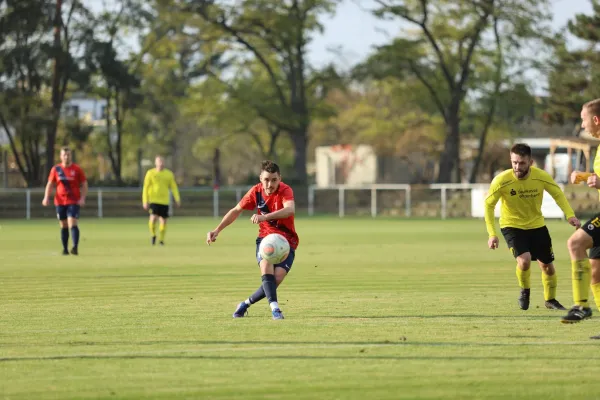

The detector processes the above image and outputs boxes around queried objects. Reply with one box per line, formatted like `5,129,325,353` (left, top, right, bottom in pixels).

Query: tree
183,0,340,185
46,0,92,176
545,2,600,132
84,0,152,184
0,0,91,186
366,0,551,182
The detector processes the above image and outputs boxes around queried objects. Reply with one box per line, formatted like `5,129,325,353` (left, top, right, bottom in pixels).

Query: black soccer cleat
62,249,69,256
70,247,78,256
518,288,530,310
545,299,567,310
561,305,592,324
151,236,156,246
159,241,164,246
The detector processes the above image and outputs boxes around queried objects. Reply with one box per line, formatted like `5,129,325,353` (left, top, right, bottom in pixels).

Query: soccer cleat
272,308,284,320
159,241,165,246
62,249,69,256
545,299,566,310
151,236,156,246
590,333,600,340
518,288,530,310
232,302,249,318
561,305,592,324
70,247,78,256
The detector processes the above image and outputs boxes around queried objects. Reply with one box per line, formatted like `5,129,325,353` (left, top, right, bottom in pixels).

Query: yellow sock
542,272,557,301
591,282,600,311
149,220,156,237
572,260,591,307
516,266,531,289
159,223,166,242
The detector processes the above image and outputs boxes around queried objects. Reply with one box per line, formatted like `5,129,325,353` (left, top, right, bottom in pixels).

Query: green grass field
2,217,600,399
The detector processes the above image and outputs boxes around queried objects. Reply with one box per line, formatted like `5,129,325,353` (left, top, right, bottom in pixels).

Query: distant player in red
206,160,299,320
42,147,88,255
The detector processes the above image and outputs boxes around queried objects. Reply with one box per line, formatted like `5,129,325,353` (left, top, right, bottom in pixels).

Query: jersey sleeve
142,171,151,204
280,185,294,202
484,177,503,237
238,187,257,211
170,172,181,203
540,171,575,219
47,166,57,183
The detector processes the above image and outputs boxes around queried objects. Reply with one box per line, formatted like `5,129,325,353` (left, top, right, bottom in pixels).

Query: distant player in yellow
562,98,600,328
142,155,181,246
485,143,580,311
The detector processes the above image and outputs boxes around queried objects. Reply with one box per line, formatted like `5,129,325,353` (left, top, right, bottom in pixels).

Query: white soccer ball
259,233,290,264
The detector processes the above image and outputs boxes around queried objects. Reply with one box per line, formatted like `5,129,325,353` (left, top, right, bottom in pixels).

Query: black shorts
56,204,80,220
581,214,600,259
149,203,169,218
500,226,554,264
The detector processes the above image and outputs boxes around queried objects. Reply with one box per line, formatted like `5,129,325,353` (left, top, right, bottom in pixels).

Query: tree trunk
289,129,308,185
437,116,460,183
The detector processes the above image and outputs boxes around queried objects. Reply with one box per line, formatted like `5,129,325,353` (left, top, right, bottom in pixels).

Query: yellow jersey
484,167,575,237
142,168,181,206
595,150,600,200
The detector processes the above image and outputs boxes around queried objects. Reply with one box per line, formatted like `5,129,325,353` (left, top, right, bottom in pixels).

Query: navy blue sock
248,287,266,304
61,228,69,251
261,274,277,303
71,226,80,248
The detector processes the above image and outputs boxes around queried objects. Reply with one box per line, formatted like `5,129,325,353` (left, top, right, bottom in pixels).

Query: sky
306,0,595,68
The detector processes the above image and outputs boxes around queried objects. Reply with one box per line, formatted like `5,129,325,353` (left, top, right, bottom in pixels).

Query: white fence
0,183,567,220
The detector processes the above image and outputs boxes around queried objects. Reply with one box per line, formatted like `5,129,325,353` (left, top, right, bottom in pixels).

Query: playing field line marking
1,340,599,362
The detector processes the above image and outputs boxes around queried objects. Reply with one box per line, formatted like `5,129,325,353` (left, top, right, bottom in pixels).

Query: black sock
261,274,277,303
61,228,69,251
71,226,80,248
248,286,266,304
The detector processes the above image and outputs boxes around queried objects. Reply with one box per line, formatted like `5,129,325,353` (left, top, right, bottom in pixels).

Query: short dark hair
510,143,531,158
261,160,280,174
60,146,71,153
584,98,600,117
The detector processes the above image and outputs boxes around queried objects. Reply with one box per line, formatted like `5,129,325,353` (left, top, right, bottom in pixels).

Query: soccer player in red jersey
206,160,299,320
42,147,88,255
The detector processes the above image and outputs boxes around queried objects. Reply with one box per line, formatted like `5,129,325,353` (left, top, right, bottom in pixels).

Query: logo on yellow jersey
510,189,516,196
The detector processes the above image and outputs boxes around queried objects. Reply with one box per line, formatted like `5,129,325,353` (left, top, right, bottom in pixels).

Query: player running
562,98,600,328
42,146,88,255
485,143,580,311
142,155,181,246
206,160,299,320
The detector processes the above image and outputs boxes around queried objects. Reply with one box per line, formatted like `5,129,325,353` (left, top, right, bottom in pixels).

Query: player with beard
206,160,299,320
562,99,600,329
484,143,580,311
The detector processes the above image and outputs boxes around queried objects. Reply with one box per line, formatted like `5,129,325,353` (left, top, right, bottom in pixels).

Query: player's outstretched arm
542,173,580,228
206,204,243,245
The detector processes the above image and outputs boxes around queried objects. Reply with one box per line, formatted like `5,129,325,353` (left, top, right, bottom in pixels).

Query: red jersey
48,163,87,206
239,182,299,249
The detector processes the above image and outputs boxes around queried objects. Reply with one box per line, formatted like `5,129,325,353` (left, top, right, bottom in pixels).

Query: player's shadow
313,314,559,319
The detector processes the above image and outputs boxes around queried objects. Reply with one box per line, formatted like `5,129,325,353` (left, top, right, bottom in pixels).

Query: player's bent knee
568,231,592,253
516,253,532,268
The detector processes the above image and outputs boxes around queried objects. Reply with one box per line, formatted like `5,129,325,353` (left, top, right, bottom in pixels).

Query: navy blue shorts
56,204,80,220
255,237,296,272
